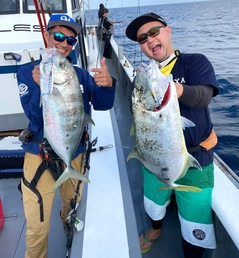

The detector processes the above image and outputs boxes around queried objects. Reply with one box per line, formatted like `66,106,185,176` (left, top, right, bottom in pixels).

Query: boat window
71,0,79,12
23,0,67,13
0,0,19,14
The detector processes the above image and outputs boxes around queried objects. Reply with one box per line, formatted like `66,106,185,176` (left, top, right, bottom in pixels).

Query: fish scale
127,60,202,192
40,46,94,191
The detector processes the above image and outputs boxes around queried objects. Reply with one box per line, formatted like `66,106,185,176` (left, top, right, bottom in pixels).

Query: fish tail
52,166,90,191
159,184,202,192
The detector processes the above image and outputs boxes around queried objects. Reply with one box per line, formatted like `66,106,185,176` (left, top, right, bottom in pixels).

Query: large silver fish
127,60,201,192
40,46,93,191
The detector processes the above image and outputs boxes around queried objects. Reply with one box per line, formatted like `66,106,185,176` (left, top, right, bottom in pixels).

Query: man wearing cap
125,13,219,258
17,14,116,258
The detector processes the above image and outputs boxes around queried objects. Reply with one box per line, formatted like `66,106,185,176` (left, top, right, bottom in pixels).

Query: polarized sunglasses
137,26,165,45
48,31,77,46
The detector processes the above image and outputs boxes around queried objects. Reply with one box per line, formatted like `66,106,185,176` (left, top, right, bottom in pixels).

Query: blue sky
89,0,213,10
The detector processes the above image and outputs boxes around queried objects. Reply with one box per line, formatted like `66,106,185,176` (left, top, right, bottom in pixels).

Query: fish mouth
53,74,69,85
54,80,67,85
153,82,170,111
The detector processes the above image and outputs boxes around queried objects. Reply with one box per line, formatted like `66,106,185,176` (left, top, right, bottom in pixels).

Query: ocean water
86,0,239,174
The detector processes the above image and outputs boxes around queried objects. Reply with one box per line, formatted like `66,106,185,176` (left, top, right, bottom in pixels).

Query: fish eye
59,62,65,68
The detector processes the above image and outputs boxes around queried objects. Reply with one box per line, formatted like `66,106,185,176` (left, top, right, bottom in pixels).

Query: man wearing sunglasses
126,12,219,258
17,14,116,258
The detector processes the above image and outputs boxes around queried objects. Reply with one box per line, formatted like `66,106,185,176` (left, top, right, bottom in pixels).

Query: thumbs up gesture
90,58,114,87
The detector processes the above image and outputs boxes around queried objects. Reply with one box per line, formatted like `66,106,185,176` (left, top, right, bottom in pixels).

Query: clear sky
88,0,213,10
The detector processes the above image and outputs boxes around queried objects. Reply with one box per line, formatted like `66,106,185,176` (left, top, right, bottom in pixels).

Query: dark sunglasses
137,26,165,45
48,31,77,46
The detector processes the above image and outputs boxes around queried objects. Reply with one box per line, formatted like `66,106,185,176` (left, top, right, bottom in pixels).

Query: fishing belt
21,141,64,222
19,128,90,222
187,128,218,154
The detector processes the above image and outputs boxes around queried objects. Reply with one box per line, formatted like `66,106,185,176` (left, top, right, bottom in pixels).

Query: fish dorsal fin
185,153,202,171
84,113,95,126
127,147,141,162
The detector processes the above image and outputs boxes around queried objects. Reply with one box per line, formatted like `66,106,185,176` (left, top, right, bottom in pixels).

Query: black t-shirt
171,53,219,167
102,17,114,34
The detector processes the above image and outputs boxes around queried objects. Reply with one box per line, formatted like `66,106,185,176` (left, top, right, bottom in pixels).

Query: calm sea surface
86,0,239,174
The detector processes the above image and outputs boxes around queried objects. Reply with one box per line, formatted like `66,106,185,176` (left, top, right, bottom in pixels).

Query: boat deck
0,178,67,257
0,28,239,258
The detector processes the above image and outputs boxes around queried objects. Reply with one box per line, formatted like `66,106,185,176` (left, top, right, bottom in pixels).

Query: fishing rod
33,0,52,47
33,0,47,47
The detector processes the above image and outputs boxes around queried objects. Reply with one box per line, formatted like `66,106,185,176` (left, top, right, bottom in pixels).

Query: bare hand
90,58,113,87
32,65,40,86
175,83,183,98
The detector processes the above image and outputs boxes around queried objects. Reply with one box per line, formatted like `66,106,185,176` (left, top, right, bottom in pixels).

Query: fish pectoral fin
52,167,90,191
181,116,195,130
51,88,68,114
159,184,202,192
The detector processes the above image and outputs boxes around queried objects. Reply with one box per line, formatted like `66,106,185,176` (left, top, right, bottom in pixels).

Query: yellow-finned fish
127,60,202,192
40,46,94,191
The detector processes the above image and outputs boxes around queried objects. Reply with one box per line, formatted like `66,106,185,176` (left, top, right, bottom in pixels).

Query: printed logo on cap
60,15,71,22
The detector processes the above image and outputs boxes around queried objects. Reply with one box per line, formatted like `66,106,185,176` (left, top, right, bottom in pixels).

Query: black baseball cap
125,12,167,41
